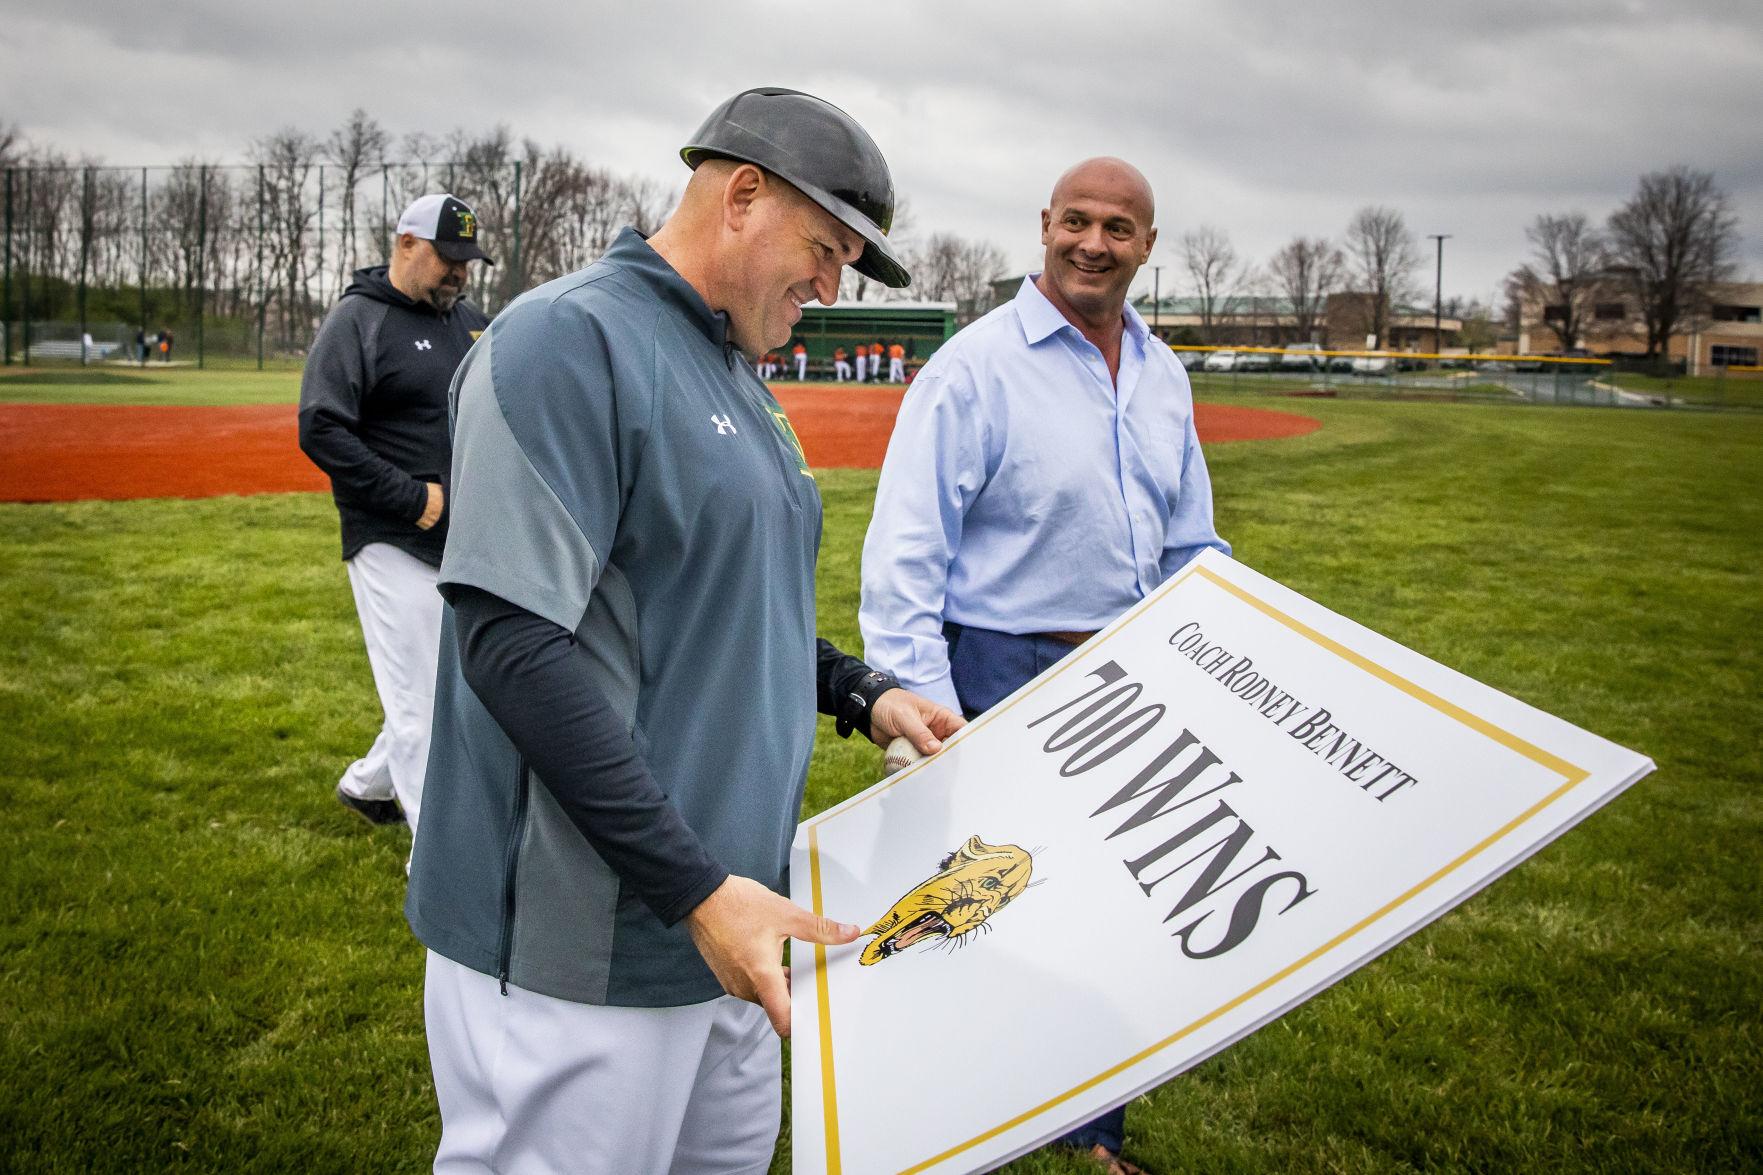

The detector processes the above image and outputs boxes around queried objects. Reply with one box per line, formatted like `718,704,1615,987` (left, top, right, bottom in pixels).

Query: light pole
1428,234,1451,363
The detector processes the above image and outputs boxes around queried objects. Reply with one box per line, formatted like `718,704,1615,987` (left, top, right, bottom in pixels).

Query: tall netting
1,161,530,368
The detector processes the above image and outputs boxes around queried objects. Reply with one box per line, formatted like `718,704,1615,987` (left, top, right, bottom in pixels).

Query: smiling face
721,170,864,355
1037,157,1157,329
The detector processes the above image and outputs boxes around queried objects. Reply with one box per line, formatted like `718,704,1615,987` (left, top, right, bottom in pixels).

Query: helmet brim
790,177,912,289
682,145,911,289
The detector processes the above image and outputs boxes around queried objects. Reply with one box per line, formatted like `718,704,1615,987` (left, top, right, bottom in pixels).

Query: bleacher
21,340,121,361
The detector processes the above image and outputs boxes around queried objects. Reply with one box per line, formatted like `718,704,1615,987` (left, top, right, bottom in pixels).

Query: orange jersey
835,348,848,360
792,344,806,356
888,344,905,359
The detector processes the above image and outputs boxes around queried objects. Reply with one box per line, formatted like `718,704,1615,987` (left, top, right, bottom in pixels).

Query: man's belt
1035,629,1098,647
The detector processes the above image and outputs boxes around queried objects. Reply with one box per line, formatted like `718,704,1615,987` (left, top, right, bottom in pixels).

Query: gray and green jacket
406,229,888,1007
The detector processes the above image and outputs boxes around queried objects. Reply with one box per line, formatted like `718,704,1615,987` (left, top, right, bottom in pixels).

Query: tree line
0,114,1010,354
1171,168,1740,359
2,111,1739,361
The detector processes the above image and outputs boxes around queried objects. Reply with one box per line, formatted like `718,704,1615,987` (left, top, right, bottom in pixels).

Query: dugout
793,301,957,370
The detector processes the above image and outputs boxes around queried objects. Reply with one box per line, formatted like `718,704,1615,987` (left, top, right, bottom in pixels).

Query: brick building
1517,280,1762,373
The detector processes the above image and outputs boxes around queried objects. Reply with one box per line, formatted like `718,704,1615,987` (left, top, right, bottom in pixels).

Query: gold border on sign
803,560,1591,1174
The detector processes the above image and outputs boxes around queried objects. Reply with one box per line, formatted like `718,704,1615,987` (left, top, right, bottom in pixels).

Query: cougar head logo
859,836,1036,965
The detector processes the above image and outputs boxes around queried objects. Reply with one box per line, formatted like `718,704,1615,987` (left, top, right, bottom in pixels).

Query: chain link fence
1170,345,1763,411
1,159,668,369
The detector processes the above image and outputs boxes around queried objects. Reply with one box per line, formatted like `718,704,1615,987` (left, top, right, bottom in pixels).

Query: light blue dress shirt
860,275,1230,711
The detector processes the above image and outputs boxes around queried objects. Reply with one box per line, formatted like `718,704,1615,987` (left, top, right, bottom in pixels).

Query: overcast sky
5,0,1759,304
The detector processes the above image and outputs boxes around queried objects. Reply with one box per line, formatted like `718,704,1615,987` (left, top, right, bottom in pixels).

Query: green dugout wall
792,301,957,364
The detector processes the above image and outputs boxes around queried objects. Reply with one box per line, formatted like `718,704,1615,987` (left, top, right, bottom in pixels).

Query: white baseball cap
395,193,494,264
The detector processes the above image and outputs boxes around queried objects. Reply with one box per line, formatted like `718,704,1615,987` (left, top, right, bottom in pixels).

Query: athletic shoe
335,784,405,826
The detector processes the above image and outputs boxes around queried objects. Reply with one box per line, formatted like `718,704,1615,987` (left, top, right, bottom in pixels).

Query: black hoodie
298,265,489,566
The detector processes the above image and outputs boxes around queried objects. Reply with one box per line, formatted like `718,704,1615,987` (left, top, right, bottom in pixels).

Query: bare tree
0,123,26,173
619,175,675,236
323,109,388,290
1344,205,1419,348
1507,212,1606,350
1180,225,1246,343
1267,236,1344,344
15,149,79,312
1605,166,1738,358
909,232,1007,319
249,128,321,348
156,162,206,317
514,144,592,288
1453,298,1499,353
517,148,627,287
838,195,914,304
218,168,262,321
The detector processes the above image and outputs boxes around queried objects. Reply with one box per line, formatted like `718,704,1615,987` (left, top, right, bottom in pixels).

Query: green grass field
0,366,302,405
1,375,1758,1172
1606,370,1763,410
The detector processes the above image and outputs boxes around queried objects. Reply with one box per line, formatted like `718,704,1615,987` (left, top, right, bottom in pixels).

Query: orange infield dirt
0,386,1319,503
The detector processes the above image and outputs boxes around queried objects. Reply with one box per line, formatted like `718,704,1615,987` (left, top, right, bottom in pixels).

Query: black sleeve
448,584,729,926
816,637,900,740
298,301,431,523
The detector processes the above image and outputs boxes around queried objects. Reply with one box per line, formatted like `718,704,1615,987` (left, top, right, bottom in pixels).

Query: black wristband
835,669,899,739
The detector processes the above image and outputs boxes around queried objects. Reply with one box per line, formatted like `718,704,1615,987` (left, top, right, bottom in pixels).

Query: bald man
859,157,1229,1175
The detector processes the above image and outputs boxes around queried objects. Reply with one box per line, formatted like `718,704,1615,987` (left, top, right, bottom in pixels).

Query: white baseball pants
425,951,779,1174
338,542,441,836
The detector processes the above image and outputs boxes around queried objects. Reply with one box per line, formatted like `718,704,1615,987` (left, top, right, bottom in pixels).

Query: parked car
1351,356,1392,376
1174,349,1207,370
1202,350,1239,372
1279,343,1324,371
1327,354,1356,373
1546,348,1595,372
1235,350,1272,372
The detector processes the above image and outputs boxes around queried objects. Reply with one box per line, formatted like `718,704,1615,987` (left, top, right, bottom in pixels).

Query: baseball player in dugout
405,88,963,1172
298,193,492,842
859,157,1231,1175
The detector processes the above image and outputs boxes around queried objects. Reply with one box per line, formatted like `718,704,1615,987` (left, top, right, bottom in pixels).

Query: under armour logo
414,339,432,351
711,414,737,435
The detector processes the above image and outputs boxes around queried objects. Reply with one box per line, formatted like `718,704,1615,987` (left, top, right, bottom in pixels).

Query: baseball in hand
882,736,924,777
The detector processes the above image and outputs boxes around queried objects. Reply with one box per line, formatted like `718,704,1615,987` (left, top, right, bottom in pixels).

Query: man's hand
867,687,965,757
416,482,445,530
684,875,859,1037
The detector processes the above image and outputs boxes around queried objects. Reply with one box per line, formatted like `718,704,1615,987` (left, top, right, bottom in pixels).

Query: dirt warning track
0,386,1319,503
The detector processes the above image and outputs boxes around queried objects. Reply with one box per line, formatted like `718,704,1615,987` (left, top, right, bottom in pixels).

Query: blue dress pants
944,622,1127,1156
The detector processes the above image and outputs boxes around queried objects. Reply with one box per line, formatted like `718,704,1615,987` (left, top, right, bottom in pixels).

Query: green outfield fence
0,161,536,369
1168,345,1763,412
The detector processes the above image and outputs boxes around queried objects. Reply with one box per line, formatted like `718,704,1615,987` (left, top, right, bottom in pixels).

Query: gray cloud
3,0,1758,299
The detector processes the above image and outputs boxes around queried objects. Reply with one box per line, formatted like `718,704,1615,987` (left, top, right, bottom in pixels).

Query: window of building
1543,304,1569,323
1711,304,1761,323
1710,345,1759,367
1594,302,1627,321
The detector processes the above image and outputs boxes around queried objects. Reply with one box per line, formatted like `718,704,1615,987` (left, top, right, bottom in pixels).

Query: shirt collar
604,226,733,350
1015,273,1148,350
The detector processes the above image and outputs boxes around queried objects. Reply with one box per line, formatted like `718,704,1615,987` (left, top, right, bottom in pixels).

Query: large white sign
790,550,1652,1175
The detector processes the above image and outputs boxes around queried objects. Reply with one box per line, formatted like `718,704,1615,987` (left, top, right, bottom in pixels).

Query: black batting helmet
681,87,911,289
